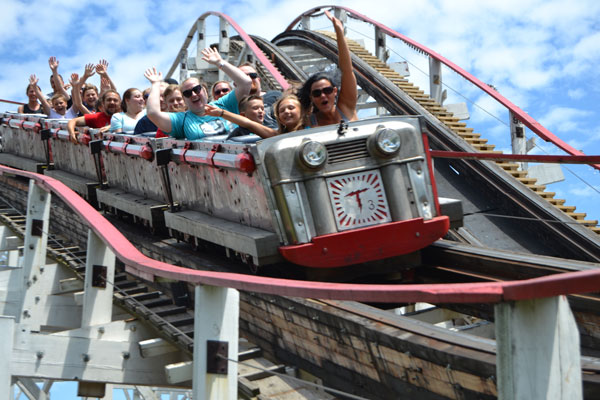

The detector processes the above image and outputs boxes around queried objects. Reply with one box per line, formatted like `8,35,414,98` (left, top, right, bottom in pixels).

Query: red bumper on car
279,216,450,268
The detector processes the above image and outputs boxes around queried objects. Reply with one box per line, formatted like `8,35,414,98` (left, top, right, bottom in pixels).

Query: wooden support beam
192,285,239,400
10,327,185,386
139,338,178,358
19,180,51,330
58,277,84,293
495,296,582,399
82,229,115,327
165,361,193,384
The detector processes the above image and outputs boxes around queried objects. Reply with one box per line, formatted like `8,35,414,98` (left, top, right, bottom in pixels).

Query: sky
2,0,600,397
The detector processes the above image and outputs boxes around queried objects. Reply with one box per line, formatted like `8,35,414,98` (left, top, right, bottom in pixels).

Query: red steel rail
430,150,600,164
0,99,25,106
3,163,600,304
285,6,600,171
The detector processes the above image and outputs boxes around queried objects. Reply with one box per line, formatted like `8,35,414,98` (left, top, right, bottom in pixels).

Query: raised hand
29,74,39,86
70,73,81,87
83,63,96,79
96,59,109,76
324,10,344,31
48,56,59,72
201,47,223,66
144,67,163,84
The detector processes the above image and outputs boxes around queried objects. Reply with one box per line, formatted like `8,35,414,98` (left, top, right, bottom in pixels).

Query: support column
21,180,50,282
301,15,311,30
510,111,527,170
0,316,15,399
192,285,239,400
179,49,189,85
218,18,230,81
495,296,582,400
375,27,387,63
81,229,115,327
19,180,51,328
429,58,443,104
195,19,207,74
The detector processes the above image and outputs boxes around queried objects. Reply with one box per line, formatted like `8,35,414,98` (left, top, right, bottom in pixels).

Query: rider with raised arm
298,10,358,127
144,47,252,140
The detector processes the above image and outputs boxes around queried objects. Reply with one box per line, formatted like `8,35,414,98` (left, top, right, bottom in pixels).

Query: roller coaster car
254,115,458,267
0,113,461,269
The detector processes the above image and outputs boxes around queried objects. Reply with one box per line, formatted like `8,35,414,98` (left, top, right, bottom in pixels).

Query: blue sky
2,0,600,396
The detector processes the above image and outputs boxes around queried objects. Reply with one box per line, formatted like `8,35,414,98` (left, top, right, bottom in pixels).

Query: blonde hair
50,93,68,105
274,94,304,134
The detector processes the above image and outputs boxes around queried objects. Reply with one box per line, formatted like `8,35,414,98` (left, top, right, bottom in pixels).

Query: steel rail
285,5,600,171
0,99,25,106
3,163,600,305
166,11,289,91
430,150,600,164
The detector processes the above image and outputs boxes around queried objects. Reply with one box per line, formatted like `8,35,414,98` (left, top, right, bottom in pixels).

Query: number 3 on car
328,171,391,230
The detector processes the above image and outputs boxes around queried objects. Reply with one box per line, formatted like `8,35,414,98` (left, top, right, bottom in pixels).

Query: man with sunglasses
144,47,252,140
211,80,232,101
238,63,281,129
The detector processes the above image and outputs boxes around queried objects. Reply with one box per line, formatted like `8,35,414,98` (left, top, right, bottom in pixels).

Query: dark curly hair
297,70,340,113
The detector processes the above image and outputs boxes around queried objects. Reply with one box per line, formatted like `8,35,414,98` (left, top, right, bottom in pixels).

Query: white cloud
539,107,593,133
568,88,585,100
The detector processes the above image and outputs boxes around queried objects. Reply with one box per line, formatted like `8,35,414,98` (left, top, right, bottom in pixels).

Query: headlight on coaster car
298,140,327,169
369,127,401,157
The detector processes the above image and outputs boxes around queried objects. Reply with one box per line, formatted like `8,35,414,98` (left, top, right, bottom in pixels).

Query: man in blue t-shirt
144,47,252,140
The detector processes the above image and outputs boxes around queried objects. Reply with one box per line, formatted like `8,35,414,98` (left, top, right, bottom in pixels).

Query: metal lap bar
170,147,238,169
53,129,72,141
8,119,25,129
21,120,41,132
103,140,147,158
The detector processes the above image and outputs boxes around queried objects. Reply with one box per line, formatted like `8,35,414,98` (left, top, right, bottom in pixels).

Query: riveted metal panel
100,135,165,201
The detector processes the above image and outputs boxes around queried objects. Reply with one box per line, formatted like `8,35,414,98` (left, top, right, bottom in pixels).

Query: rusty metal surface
162,138,275,231
100,135,165,200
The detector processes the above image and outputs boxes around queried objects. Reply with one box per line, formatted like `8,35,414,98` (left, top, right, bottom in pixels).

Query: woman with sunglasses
144,47,252,141
298,10,358,127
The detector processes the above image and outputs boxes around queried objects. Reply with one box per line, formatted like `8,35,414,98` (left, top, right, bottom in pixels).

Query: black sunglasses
246,72,259,79
143,93,149,100
182,84,203,98
214,87,230,96
311,86,335,98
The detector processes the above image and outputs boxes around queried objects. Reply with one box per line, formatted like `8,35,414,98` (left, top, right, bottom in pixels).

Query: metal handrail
3,162,600,304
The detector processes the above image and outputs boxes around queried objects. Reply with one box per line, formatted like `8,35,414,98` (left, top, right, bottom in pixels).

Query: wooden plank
139,338,178,358
238,376,260,398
